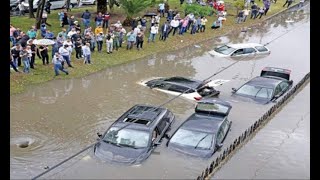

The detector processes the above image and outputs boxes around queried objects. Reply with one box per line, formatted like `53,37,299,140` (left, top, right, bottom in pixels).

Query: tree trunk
35,0,45,29
66,0,71,11
97,0,108,14
28,0,35,18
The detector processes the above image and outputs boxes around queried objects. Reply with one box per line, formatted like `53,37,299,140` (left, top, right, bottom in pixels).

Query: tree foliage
97,0,108,13
119,0,153,19
184,4,213,17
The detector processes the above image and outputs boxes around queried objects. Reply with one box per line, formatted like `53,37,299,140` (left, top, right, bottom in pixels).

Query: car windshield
103,127,149,148
170,129,214,149
236,84,274,99
214,45,236,55
196,102,230,115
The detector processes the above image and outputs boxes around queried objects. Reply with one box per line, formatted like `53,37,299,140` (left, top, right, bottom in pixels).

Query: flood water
213,83,310,179
10,3,310,179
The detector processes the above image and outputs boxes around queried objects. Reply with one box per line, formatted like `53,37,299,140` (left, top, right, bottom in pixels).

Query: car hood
94,142,149,164
168,143,213,158
231,93,270,104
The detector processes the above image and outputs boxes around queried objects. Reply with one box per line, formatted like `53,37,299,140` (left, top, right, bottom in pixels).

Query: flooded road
213,83,310,179
10,3,309,179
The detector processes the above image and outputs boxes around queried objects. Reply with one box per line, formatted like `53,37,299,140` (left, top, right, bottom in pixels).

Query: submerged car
167,98,232,158
138,76,230,101
231,67,293,104
94,104,174,164
208,43,271,57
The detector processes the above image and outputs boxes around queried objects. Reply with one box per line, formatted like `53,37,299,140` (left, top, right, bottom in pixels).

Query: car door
243,48,257,56
215,128,224,149
278,81,290,96
254,46,270,55
220,119,230,140
231,49,244,57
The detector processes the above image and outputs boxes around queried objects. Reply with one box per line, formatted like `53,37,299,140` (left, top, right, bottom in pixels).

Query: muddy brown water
10,3,309,179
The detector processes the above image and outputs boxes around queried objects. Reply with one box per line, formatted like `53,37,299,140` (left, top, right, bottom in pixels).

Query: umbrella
33,39,55,46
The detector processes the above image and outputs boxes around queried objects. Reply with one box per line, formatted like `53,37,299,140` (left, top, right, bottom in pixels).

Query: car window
220,119,229,135
214,45,236,55
168,84,190,93
279,81,289,92
236,84,273,99
244,48,257,54
157,118,167,134
232,49,244,56
104,127,149,148
216,128,224,144
255,46,268,52
170,129,214,149
274,84,282,96
255,87,273,99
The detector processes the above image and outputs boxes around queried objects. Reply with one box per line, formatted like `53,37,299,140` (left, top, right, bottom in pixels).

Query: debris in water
285,18,294,23
194,45,201,48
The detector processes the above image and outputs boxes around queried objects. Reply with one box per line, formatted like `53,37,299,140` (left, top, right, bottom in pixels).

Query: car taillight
194,96,202,101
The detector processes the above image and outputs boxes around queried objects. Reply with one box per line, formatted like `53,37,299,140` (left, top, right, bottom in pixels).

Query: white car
208,43,271,57
22,0,78,11
80,0,96,5
138,76,230,101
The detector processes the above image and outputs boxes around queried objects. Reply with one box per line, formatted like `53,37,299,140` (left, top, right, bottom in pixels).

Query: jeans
97,41,103,52
10,36,15,45
102,20,109,28
251,11,258,19
113,39,120,50
54,63,68,75
83,19,90,28
179,26,187,35
191,25,197,34
106,42,113,53
148,34,156,42
10,61,19,72
200,25,206,32
160,9,165,17
22,60,30,73
127,41,134,50
161,31,168,41
13,56,21,67
96,21,103,27
62,55,73,67
283,0,293,8
84,54,91,64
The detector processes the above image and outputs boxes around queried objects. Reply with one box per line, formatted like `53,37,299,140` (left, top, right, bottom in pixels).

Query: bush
184,4,214,17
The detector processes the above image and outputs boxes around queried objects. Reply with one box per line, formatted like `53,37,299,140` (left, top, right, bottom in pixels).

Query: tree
97,0,108,13
28,0,35,18
35,0,45,29
234,0,244,15
119,0,153,25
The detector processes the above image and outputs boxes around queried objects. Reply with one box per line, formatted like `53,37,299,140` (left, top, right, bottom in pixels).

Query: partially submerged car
94,104,174,164
208,43,270,57
167,98,232,158
231,67,293,104
138,76,230,101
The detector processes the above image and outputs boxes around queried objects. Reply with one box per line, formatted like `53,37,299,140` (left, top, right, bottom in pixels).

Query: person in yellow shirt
200,16,208,32
95,25,103,35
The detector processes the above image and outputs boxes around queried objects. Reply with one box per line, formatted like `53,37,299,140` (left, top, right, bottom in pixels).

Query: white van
22,0,78,11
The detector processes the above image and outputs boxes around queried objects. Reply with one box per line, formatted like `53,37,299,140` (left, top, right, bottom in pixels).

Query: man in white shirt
159,2,165,17
168,18,179,36
67,28,77,39
148,24,159,43
58,44,73,68
52,52,69,76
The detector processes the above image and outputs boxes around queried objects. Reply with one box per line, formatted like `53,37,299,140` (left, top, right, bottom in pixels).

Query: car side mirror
231,88,237,93
164,134,171,139
216,143,223,149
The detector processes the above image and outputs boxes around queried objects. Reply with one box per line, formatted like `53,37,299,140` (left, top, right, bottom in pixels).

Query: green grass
10,0,294,95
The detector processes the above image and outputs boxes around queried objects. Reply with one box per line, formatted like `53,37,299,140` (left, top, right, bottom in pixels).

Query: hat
74,21,78,24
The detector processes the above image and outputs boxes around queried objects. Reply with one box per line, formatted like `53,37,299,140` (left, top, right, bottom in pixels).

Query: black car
142,76,220,101
231,67,293,104
167,98,232,158
94,104,175,164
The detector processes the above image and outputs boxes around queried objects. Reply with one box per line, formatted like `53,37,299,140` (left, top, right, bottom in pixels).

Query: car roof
181,114,224,134
198,97,232,108
162,77,203,89
227,43,266,49
114,104,167,130
245,76,283,88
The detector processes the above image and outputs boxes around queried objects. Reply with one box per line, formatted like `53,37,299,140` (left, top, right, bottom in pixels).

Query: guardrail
196,72,310,180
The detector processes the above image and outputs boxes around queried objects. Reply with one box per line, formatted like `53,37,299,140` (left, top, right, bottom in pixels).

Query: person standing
251,3,258,19
264,0,271,15
168,18,179,37
81,9,91,28
237,10,244,23
136,31,144,50
59,44,73,68
74,38,82,59
283,0,293,8
11,44,22,67
10,51,20,73
62,10,69,27
159,2,165,17
119,26,126,48
299,0,305,8
106,33,113,54
45,0,52,14
18,3,25,16
28,40,36,69
160,21,169,41
257,7,265,19
38,45,49,65
243,9,250,22
20,47,30,73
113,29,120,51
96,32,104,52
200,16,208,32
82,43,91,64
95,12,103,27
148,24,158,43
102,12,110,30
126,29,136,49
10,24,16,46
52,52,69,76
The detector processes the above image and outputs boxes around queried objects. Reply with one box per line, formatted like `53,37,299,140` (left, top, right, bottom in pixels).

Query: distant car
22,0,78,11
167,98,232,158
208,43,271,57
231,67,293,104
10,0,19,11
80,0,96,5
94,104,175,164
143,12,157,17
138,76,229,101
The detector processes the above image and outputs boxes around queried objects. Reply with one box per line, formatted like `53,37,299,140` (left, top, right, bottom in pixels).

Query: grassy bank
10,0,294,95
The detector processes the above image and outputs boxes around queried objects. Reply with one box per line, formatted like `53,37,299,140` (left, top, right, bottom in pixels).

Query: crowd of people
10,0,297,76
